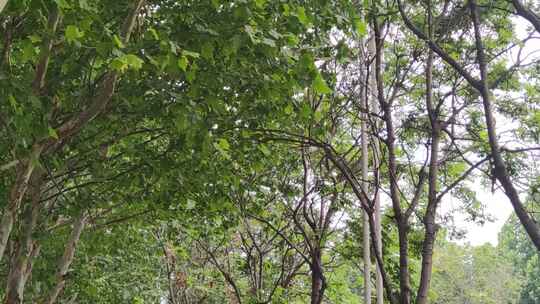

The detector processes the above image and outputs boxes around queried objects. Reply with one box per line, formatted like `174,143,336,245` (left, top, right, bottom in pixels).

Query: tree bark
416,7,441,300
4,169,44,304
373,17,411,304
42,213,87,304
0,147,42,262
0,0,7,14
367,27,384,304
0,3,59,263
310,248,325,304
360,34,371,304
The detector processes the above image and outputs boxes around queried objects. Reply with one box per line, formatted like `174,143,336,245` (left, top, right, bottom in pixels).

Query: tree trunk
310,248,325,304
367,26,384,304
0,0,7,14
360,33,371,304
0,147,41,263
0,3,59,263
416,14,441,300
373,17,411,303
469,0,540,250
42,213,87,304
4,169,44,304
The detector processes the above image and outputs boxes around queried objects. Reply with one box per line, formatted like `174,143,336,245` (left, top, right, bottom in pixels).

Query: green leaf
110,58,128,72
214,138,231,159
124,54,144,70
296,7,309,26
258,144,271,156
178,56,189,71
186,63,198,83
284,104,293,115
148,27,159,40
54,0,71,9
9,94,22,115
65,25,84,43
113,34,125,49
313,73,332,94
21,40,37,62
217,138,230,151
182,50,200,58
79,0,91,10
255,0,266,8
111,54,143,72
48,127,59,139
354,19,367,37
299,103,312,121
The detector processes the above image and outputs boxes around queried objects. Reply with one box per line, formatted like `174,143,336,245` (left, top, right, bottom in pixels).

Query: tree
430,241,522,304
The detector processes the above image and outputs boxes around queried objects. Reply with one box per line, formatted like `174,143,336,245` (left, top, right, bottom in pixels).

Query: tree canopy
0,0,539,303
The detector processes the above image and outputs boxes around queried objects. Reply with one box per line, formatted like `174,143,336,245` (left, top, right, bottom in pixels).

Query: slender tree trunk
469,0,540,250
0,3,59,263
0,0,7,14
310,247,325,304
360,35,372,304
373,17,411,304
416,9,441,300
0,147,41,263
367,28,384,304
42,213,87,304
4,170,44,304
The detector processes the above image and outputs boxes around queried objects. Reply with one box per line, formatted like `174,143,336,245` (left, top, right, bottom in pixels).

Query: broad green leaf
178,56,189,71
354,19,367,37
65,25,84,43
217,138,230,151
313,73,332,94
124,54,144,70
296,7,309,26
110,58,128,72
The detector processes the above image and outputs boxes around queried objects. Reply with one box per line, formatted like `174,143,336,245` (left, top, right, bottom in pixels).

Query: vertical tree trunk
4,169,44,304
42,213,87,304
360,34,371,304
0,149,41,263
367,26,384,304
310,248,325,304
0,3,59,263
373,16,411,304
0,0,8,14
416,6,441,300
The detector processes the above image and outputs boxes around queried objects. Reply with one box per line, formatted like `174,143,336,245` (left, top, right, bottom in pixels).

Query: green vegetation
0,0,539,303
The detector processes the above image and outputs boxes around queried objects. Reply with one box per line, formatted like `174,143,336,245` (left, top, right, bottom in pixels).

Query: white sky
449,188,512,246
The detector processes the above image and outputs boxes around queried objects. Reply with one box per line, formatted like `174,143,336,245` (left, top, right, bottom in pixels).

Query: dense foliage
0,0,539,303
